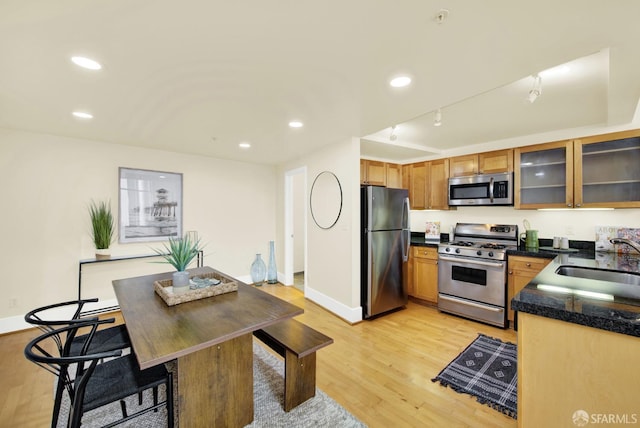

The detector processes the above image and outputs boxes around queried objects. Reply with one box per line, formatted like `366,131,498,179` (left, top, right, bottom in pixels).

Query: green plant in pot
88,200,114,260
153,234,201,295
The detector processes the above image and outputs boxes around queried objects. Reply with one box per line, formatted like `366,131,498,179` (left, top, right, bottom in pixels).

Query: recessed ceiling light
71,56,102,70
390,76,411,88
72,111,93,119
239,142,251,149
288,121,304,128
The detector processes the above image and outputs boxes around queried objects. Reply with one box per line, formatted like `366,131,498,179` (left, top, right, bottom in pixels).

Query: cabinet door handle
526,263,531,267
508,271,513,275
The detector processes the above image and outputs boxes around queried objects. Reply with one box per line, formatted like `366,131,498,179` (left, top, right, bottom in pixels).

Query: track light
390,125,397,141
527,75,542,103
433,109,442,127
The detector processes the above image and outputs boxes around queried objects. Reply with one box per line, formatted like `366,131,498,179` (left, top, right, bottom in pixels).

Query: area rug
431,333,517,419
57,340,366,427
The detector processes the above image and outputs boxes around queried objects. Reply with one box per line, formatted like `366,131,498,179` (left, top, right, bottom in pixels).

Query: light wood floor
1,285,517,428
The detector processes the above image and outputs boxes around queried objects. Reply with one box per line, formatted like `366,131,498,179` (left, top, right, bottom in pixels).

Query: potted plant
153,234,201,294
88,200,114,260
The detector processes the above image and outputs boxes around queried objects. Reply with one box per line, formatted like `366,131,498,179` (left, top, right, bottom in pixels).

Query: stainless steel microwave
448,172,513,206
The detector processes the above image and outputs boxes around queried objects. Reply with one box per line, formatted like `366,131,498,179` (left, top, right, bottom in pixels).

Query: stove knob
455,248,461,254
476,250,482,256
445,247,450,252
488,251,494,257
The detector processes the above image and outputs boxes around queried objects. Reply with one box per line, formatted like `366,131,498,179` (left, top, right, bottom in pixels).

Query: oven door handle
439,294,503,312
438,255,504,269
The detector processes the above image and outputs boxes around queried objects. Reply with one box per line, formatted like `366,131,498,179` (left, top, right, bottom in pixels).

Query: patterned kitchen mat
432,333,517,419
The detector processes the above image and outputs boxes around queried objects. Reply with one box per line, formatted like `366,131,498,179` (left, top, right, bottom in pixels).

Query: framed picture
118,167,183,243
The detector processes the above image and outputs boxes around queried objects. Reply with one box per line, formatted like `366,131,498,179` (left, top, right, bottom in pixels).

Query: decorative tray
154,271,238,306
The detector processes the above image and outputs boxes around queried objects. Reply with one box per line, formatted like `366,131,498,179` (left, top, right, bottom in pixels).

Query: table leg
177,333,253,427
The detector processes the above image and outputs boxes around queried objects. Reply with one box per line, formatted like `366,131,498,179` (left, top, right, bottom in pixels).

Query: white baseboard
0,298,120,335
304,286,363,324
0,314,31,334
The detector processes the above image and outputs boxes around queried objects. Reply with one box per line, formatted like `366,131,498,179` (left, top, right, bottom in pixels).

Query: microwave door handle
489,177,494,203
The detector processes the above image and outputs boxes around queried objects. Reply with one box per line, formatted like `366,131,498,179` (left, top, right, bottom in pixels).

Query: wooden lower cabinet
408,246,438,304
507,255,552,325
518,313,640,427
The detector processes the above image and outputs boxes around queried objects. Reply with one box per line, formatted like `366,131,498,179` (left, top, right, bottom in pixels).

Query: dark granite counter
512,252,640,338
410,232,445,248
508,238,596,259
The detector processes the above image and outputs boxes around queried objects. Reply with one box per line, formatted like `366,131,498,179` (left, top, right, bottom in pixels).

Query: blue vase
250,254,266,286
267,241,277,284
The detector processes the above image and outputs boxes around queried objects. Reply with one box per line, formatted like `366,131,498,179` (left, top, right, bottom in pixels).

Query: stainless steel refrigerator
361,186,410,319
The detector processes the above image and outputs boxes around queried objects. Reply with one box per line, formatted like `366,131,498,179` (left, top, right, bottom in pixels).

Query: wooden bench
253,318,333,411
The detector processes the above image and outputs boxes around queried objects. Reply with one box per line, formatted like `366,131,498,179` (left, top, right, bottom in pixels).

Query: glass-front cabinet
515,129,640,209
574,130,640,208
515,140,573,208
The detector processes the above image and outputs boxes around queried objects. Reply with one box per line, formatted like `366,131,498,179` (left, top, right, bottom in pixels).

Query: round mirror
310,171,342,229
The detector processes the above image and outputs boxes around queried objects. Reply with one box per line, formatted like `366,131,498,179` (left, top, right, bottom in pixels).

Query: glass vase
267,240,277,284
172,271,190,295
250,254,266,286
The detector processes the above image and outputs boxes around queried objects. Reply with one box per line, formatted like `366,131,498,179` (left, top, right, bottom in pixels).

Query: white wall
278,137,362,323
0,128,277,332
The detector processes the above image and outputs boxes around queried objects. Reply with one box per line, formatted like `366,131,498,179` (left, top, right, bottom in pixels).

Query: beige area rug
57,339,366,427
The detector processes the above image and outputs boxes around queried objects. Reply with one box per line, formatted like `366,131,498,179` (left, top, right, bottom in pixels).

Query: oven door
437,255,506,306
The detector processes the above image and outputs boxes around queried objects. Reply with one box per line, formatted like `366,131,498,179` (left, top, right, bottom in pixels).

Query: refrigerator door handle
402,197,410,262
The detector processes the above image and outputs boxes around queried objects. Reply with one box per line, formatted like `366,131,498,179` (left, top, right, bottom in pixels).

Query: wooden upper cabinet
401,164,410,190
478,149,513,174
573,129,640,208
408,162,429,209
385,163,403,189
428,158,450,210
450,150,513,177
360,159,387,186
449,154,478,177
515,129,640,209
514,140,574,209
407,159,451,210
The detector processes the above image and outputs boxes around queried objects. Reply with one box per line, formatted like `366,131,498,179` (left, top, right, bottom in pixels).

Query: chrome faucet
610,238,640,254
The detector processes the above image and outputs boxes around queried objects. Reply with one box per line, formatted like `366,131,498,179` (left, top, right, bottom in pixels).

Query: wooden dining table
112,266,303,427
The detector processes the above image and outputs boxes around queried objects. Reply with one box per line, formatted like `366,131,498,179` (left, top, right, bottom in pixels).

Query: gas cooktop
447,241,511,250
438,223,519,261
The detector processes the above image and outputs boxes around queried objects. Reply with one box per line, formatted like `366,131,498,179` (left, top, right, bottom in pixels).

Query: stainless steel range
437,223,518,328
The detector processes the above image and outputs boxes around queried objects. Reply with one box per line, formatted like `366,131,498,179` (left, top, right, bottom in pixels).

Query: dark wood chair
24,320,173,428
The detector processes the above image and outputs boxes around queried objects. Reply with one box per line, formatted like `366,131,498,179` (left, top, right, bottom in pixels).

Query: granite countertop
512,252,640,338
410,232,445,247
507,238,596,259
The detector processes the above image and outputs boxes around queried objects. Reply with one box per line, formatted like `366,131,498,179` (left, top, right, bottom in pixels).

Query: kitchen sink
555,266,640,286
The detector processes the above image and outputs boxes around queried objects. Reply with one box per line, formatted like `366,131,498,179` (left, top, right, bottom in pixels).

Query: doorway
284,167,307,292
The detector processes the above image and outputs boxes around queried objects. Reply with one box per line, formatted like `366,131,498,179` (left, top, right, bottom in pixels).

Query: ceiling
2,1,640,165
